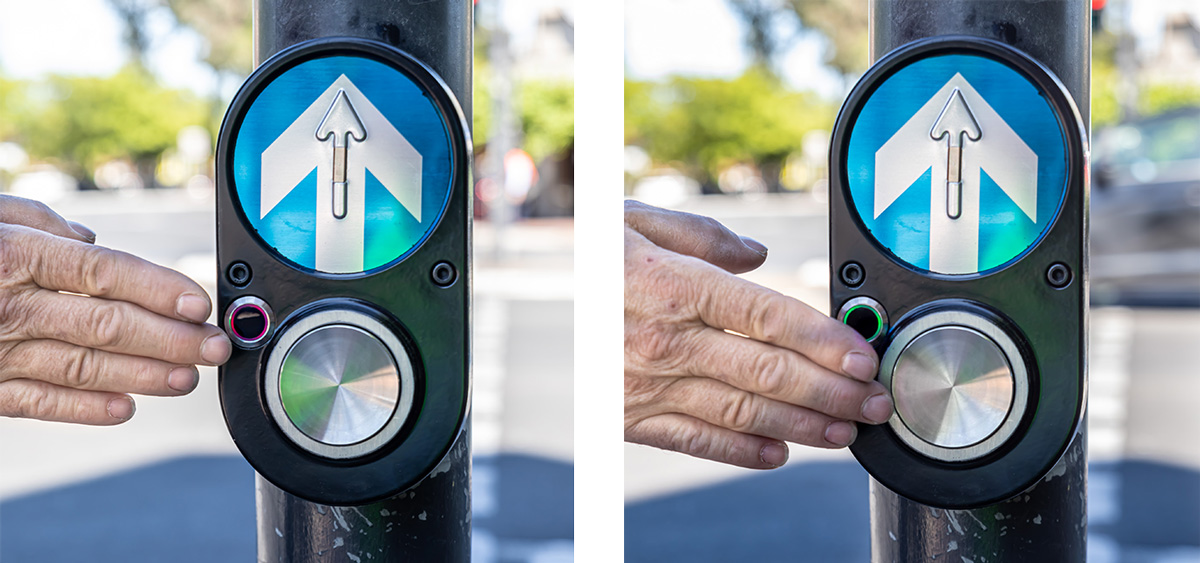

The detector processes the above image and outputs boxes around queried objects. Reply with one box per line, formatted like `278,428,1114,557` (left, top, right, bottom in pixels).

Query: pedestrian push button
225,296,273,348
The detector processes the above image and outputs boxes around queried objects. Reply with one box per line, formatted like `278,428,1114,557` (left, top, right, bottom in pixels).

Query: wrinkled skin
625,200,893,469
0,195,231,425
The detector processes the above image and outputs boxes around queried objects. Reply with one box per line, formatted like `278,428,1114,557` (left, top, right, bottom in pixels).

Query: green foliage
625,67,834,183
473,43,493,146
472,36,573,162
784,0,869,78
0,66,207,178
164,0,253,77
1092,29,1200,128
1140,83,1200,116
518,80,574,162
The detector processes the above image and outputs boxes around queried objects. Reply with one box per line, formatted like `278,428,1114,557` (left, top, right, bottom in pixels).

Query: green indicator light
844,304,884,342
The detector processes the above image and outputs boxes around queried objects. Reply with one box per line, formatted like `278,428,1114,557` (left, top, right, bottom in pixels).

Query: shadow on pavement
0,454,573,562
625,460,1200,563
626,461,872,562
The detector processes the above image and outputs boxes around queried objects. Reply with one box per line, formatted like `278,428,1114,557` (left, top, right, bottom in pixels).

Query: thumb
625,199,768,274
0,195,95,243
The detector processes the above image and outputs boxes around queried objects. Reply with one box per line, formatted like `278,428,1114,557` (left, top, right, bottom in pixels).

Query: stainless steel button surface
892,326,1013,448
279,325,400,445
264,308,416,460
879,309,1029,462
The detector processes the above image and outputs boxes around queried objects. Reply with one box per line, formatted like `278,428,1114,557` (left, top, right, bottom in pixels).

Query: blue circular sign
845,53,1068,275
231,54,454,274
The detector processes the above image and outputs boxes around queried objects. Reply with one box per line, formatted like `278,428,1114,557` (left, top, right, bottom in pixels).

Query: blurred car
1090,106,1200,306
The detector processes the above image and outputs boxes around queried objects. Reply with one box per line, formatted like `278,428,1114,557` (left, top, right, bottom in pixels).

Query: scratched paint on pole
232,56,454,274
845,54,1068,275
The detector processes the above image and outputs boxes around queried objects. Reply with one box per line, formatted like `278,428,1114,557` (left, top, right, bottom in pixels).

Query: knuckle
79,246,114,296
750,295,788,344
721,393,758,431
752,352,791,396
625,319,693,375
813,379,860,418
23,383,54,420
89,303,125,348
668,422,708,457
65,348,100,389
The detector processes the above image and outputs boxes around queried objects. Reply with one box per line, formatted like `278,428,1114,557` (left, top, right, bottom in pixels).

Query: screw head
228,262,252,287
1046,263,1072,289
840,262,865,288
431,261,457,288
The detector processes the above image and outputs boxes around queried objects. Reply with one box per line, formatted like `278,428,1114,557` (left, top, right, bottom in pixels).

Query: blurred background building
0,1,573,561
624,1,1200,561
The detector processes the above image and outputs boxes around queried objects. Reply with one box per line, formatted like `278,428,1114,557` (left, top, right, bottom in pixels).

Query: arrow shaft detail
946,142,962,219
332,142,348,219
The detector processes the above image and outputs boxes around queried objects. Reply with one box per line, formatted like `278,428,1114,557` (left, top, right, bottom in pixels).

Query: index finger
692,262,879,381
7,225,213,324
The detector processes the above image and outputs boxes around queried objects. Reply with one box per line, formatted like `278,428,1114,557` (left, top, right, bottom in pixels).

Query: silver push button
879,310,1028,462
893,326,1013,448
265,308,416,459
278,325,399,445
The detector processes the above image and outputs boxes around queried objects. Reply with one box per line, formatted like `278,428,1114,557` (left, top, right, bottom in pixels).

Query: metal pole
251,2,472,561
866,3,1089,561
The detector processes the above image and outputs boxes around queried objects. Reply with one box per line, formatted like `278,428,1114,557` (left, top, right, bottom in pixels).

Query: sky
0,0,573,99
624,0,845,99
625,0,1200,100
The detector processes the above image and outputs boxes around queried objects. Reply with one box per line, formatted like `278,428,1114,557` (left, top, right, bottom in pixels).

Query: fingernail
825,421,857,447
201,334,232,365
167,366,199,393
176,293,211,323
842,351,878,381
740,236,768,257
107,397,135,420
760,442,788,467
862,394,894,424
70,222,96,242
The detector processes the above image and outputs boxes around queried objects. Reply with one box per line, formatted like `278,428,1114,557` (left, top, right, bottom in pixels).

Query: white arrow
874,73,1037,274
315,89,367,220
261,75,423,273
929,88,981,220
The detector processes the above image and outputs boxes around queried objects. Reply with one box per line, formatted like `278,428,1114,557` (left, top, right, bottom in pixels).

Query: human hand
624,200,892,469
0,195,231,425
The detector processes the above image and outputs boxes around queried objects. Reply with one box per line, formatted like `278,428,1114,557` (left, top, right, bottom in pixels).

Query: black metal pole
251,2,472,561
867,2,1089,561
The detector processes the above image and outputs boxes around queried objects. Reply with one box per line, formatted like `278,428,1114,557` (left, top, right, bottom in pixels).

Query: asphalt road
625,193,1200,563
0,189,574,563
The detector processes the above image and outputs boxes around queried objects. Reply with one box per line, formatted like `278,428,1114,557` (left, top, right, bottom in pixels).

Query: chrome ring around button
879,309,1029,462
264,308,416,460
225,296,273,348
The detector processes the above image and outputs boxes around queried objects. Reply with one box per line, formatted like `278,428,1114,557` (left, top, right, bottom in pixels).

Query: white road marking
1087,307,1135,560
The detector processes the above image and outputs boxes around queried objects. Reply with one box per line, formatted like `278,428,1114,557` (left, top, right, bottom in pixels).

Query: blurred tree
162,0,252,130
785,0,869,79
727,0,869,81
518,80,574,163
1092,26,1200,128
163,0,253,78
626,67,834,191
1140,83,1200,117
1,66,207,184
1092,29,1122,127
107,0,155,67
473,29,494,147
728,0,795,73
0,77,19,141
473,26,573,164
